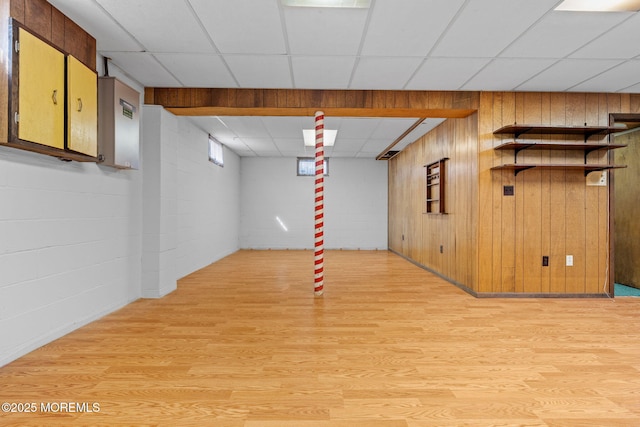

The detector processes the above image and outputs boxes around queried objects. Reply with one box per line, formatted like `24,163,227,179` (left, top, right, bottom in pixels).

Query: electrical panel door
17,27,65,149
67,55,98,157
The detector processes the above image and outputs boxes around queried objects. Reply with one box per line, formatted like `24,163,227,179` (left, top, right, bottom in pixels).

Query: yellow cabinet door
18,28,65,149
67,55,98,157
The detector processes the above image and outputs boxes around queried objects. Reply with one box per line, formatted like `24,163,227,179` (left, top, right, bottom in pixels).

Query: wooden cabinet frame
6,19,97,162
425,157,448,214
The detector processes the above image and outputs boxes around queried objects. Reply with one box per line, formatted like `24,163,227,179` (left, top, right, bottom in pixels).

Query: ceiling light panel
555,0,640,11
303,129,337,146
282,0,370,8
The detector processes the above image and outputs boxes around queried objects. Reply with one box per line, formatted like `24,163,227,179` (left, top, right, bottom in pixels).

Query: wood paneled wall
389,114,478,288
477,93,617,295
390,92,640,295
9,0,96,69
614,129,640,289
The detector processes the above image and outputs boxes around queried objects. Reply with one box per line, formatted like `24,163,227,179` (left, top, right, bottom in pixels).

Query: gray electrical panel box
98,77,140,169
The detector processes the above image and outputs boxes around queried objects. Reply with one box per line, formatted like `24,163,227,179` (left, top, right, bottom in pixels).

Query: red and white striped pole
314,111,324,296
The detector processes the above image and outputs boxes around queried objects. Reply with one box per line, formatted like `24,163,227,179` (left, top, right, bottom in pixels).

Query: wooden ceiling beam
145,88,479,118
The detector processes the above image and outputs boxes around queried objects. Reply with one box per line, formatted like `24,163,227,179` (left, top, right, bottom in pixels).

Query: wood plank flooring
1,250,639,426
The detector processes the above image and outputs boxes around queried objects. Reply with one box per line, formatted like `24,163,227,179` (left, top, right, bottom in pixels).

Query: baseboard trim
388,248,610,299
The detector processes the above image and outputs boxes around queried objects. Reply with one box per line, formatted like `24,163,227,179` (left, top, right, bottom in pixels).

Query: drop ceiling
48,0,640,158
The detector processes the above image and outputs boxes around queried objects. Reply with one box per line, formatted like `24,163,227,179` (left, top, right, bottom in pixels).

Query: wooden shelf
494,141,626,152
492,124,626,176
493,124,618,140
494,141,627,164
491,163,626,176
424,158,448,214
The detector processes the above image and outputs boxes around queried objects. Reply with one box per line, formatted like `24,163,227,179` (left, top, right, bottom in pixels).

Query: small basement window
208,135,224,167
297,157,328,176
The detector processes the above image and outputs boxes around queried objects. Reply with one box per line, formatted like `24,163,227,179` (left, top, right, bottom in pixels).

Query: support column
314,111,324,296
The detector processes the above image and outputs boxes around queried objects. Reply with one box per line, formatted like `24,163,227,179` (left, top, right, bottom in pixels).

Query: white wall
240,157,388,249
0,147,142,366
176,119,240,278
141,106,178,298
0,106,243,367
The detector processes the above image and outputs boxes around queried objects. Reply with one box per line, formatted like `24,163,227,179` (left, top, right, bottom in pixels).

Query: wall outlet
566,255,573,267
542,256,549,266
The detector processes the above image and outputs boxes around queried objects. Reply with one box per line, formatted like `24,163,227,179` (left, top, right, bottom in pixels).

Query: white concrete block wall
240,157,388,249
176,119,240,279
141,106,177,298
0,147,142,366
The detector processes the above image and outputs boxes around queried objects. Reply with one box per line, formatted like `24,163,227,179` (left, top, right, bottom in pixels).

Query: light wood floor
1,250,640,426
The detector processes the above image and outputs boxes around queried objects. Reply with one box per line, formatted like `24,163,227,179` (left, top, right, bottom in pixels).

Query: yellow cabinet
17,27,65,150
66,55,97,157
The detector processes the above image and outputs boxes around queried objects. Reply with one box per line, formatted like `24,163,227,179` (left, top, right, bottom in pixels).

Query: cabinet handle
52,90,58,105
77,98,83,112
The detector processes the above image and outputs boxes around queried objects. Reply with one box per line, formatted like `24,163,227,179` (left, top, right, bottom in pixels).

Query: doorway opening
610,114,640,296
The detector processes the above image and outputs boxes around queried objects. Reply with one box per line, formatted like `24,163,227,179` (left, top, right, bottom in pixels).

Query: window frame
297,157,329,176
208,134,224,167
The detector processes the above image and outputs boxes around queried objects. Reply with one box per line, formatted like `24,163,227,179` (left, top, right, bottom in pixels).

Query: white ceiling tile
361,0,465,56
501,11,628,58
432,0,560,57
189,0,286,54
48,0,142,51
154,54,238,87
188,117,239,145
394,118,446,150
225,55,293,88
101,52,181,87
220,117,268,138
222,139,251,153
334,118,380,138
240,138,278,152
462,58,556,91
97,0,213,52
350,57,423,89
570,60,640,92
262,117,308,138
370,118,418,139
332,138,367,153
284,7,368,55
406,58,491,90
291,56,356,89
570,13,640,59
357,138,393,155
274,138,304,152
516,59,623,91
